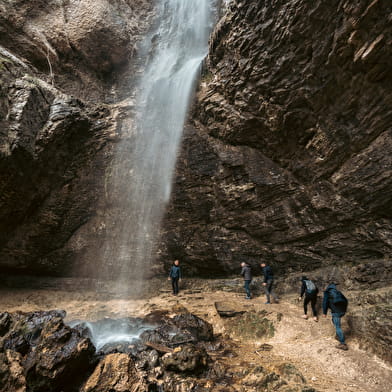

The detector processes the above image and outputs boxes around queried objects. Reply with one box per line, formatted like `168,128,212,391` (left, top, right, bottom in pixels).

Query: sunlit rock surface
0,0,152,100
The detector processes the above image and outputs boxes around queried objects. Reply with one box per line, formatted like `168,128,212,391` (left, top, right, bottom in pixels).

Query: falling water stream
85,0,217,347
115,0,216,286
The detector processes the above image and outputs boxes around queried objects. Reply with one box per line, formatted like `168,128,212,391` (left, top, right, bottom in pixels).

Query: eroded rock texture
0,0,152,276
0,310,96,392
0,0,152,100
0,54,116,275
162,0,392,275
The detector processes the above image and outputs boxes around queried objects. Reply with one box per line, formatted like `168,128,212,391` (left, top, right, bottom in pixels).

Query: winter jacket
241,264,252,281
322,284,344,315
169,265,181,279
262,265,274,283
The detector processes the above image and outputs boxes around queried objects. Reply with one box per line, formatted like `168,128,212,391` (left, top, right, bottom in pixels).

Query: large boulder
81,353,148,392
0,310,96,392
161,344,209,374
140,311,214,347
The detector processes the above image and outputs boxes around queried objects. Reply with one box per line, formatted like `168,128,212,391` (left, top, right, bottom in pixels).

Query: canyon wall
161,0,392,276
0,0,152,275
0,0,391,279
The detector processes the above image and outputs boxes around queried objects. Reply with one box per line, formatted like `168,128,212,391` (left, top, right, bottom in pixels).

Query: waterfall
101,0,217,298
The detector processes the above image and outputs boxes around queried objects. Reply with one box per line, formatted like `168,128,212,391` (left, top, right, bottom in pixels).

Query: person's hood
326,283,337,291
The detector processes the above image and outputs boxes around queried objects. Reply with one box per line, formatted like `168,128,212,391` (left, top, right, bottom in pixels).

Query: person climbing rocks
168,259,182,295
260,262,279,304
322,283,349,350
299,276,319,321
240,262,252,299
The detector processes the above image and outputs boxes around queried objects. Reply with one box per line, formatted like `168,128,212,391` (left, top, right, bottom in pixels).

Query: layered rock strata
162,0,392,276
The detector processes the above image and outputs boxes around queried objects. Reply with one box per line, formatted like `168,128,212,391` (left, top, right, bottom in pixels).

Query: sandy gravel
1,283,391,392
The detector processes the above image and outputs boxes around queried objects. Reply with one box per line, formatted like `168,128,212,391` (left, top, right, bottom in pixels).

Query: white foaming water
68,319,152,351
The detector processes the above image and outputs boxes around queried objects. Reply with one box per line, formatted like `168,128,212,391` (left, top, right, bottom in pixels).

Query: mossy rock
225,310,275,340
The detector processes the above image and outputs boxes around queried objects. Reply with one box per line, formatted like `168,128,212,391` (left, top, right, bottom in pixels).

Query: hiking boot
336,343,348,351
265,301,271,304
245,296,251,300
302,315,308,320
313,317,318,322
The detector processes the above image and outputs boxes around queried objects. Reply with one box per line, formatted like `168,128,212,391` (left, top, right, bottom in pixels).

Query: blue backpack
329,288,348,313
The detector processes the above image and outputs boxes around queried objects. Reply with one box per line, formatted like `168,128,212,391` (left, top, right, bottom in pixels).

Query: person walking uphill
168,260,182,295
261,262,279,304
299,276,319,321
240,262,252,299
323,283,349,350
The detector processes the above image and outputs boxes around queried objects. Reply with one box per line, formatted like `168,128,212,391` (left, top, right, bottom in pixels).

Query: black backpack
329,288,348,314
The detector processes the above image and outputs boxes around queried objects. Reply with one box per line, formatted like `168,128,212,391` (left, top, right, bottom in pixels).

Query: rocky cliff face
162,0,392,276
0,0,152,100
0,0,391,279
0,0,152,275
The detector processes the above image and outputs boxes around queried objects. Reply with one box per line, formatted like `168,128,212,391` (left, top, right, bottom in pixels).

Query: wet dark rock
98,340,148,357
172,312,214,341
0,310,96,392
135,349,160,370
0,60,116,277
0,313,12,337
140,311,214,348
161,344,209,374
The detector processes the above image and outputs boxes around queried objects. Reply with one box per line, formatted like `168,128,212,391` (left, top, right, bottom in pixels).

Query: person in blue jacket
323,283,348,350
260,262,279,304
168,259,182,295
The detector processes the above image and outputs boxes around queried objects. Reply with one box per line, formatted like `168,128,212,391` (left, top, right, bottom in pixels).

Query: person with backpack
240,262,252,299
322,283,349,350
299,276,319,321
168,260,182,295
260,262,279,304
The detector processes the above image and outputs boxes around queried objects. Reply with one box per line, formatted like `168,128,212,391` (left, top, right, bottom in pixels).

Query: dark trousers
304,294,317,316
332,313,345,344
171,277,179,294
244,280,251,298
264,279,278,302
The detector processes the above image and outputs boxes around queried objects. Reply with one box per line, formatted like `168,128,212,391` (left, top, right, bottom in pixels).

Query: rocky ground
1,277,391,392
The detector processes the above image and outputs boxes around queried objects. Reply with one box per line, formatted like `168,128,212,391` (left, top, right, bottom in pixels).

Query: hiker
322,283,349,350
168,260,182,295
240,262,252,299
299,276,319,321
260,262,279,304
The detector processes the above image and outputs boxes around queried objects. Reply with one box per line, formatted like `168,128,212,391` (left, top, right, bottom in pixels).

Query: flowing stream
91,0,217,347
